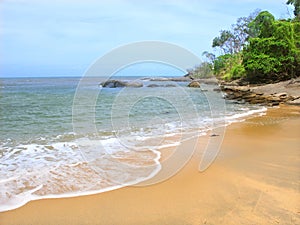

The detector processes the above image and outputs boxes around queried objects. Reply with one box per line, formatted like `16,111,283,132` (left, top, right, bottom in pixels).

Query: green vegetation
287,0,300,19
194,2,300,84
187,61,214,78
243,14,300,83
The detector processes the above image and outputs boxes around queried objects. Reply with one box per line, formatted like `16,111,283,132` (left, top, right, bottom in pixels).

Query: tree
243,11,300,83
187,62,214,78
202,51,215,64
231,9,261,47
212,30,235,54
248,11,275,38
212,10,260,55
287,0,300,19
210,10,260,81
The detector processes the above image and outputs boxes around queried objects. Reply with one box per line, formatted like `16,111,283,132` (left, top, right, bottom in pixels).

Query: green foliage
188,62,214,78
214,54,245,81
213,54,232,74
212,30,235,54
212,10,260,55
243,15,300,83
249,11,275,38
208,9,299,84
231,64,246,79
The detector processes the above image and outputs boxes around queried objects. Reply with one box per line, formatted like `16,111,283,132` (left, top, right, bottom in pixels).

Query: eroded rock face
221,86,297,106
101,80,143,88
187,81,201,88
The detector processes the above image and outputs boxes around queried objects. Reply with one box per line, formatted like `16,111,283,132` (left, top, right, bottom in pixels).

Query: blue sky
0,0,293,77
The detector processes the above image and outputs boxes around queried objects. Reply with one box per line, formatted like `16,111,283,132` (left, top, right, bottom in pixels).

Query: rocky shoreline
99,76,300,106
220,78,300,106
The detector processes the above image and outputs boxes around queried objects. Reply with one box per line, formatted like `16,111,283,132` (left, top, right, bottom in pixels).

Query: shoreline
0,105,267,213
0,105,299,224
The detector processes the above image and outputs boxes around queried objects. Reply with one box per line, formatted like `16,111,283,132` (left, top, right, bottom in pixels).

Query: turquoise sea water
0,76,266,212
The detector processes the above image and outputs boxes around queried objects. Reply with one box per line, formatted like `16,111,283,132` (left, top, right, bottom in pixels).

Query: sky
0,0,294,77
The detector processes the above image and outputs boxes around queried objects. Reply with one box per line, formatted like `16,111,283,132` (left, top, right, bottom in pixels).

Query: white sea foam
0,105,267,213
224,107,267,123
0,136,161,212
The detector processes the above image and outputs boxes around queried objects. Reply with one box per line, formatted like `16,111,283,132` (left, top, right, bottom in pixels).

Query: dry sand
0,105,299,225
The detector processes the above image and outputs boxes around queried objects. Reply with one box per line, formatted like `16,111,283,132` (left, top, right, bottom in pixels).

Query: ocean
0,76,266,212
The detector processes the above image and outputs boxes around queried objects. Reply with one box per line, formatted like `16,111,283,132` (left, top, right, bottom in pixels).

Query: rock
149,77,191,82
286,77,300,87
165,84,177,87
147,84,176,88
187,81,201,88
147,84,160,88
273,92,288,99
101,81,115,88
249,99,267,104
221,85,294,105
101,80,143,88
196,78,218,85
122,81,143,88
213,88,222,92
244,93,257,99
140,77,151,80
286,98,300,105
114,80,128,88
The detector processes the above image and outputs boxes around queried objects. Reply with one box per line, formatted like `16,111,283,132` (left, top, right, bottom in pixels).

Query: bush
214,53,245,81
243,18,300,83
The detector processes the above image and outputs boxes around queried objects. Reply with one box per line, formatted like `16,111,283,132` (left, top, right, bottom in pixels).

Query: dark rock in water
147,84,161,88
101,80,143,88
187,81,201,88
147,83,177,88
141,77,151,81
149,77,191,82
165,84,177,87
125,81,143,87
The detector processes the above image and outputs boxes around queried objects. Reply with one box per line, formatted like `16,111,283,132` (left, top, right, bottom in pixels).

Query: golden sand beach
1,105,299,225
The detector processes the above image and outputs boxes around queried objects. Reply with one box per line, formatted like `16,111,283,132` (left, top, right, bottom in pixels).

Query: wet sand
1,105,299,225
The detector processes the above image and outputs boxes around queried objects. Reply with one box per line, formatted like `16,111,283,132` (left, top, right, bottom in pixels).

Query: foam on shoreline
0,106,267,213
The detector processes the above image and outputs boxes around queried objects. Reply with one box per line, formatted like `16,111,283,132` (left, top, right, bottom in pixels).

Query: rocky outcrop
196,77,218,85
187,81,201,88
147,84,160,88
146,84,177,88
221,78,300,106
165,84,177,87
101,80,143,88
142,77,192,82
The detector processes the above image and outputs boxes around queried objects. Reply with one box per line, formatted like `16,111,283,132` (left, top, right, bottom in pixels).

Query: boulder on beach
187,81,201,88
101,80,143,88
